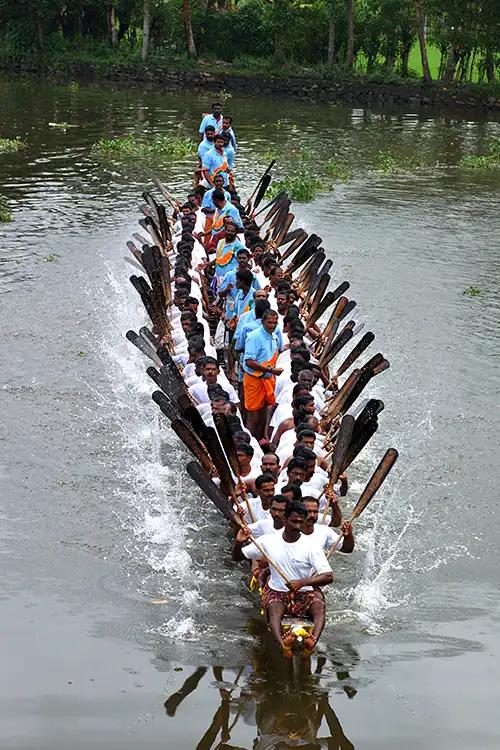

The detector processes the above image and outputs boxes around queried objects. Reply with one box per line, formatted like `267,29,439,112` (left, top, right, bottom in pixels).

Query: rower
222,115,237,151
278,456,307,488
242,309,284,440
280,483,302,504
201,174,231,211
271,394,316,448
233,501,333,650
197,125,216,162
301,497,354,552
188,356,239,408
222,130,235,172
201,133,231,188
236,472,276,524
246,494,289,538
198,102,223,141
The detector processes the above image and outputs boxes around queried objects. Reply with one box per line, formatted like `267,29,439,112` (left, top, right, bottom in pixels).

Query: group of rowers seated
162,156,353,657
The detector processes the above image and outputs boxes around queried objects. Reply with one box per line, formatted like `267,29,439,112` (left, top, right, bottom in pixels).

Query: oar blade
213,412,241,477
351,448,399,520
186,461,236,525
336,332,375,378
329,414,355,485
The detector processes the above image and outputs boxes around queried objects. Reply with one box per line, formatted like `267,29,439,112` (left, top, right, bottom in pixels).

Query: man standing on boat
233,501,333,651
243,309,284,440
198,102,223,140
201,133,232,188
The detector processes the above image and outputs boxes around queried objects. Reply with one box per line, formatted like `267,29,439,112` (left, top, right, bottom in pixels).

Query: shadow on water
163,617,357,750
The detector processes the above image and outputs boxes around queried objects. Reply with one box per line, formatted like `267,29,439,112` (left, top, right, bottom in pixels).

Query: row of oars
123,162,398,587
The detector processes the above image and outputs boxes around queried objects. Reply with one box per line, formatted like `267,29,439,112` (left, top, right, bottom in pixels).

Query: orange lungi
243,349,279,411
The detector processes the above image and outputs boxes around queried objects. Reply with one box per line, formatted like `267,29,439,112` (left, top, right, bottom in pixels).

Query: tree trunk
108,5,119,47
414,0,432,82
485,49,496,83
443,44,459,81
327,5,335,65
182,0,197,58
35,13,44,49
345,0,355,68
141,0,151,62
401,43,411,77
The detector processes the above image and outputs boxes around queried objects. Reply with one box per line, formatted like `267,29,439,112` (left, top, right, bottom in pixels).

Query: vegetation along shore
0,0,498,111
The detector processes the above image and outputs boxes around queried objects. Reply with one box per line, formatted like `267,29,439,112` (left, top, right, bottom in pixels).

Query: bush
92,134,196,159
0,199,12,222
267,170,326,202
0,136,25,153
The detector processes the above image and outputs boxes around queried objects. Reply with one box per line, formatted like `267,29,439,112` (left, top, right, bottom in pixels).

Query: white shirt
248,518,280,538
236,496,270,525
189,378,239,405
303,525,341,553
242,530,331,592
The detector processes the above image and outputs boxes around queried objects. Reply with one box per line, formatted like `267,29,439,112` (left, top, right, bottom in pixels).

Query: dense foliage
0,0,498,84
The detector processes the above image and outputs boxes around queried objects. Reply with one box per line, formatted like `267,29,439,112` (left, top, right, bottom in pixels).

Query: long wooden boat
122,154,398,660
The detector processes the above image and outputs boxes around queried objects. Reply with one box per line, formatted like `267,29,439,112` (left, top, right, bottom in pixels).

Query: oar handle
234,514,291,585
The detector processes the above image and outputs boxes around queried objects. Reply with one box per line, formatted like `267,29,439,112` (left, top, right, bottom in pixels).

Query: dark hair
214,132,225,141
212,101,221,107
280,483,302,502
212,188,225,202
255,472,276,489
292,384,309,398
232,430,250,445
236,269,254,287
262,451,279,464
180,311,197,322
276,280,292,292
187,337,205,354
262,308,278,321
294,394,315,409
207,383,225,398
285,500,306,518
292,445,316,461
301,495,319,506
201,356,218,368
297,428,316,441
204,125,216,133
185,296,198,306
236,443,255,458
288,457,307,472
236,247,250,257
269,264,281,276
255,299,271,319
223,115,233,124
272,494,289,506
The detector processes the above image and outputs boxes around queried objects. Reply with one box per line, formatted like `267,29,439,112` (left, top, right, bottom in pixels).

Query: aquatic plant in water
0,137,25,154
325,158,350,181
374,150,424,174
92,134,196,159
267,170,326,202
463,286,481,296
0,200,12,222
459,139,500,170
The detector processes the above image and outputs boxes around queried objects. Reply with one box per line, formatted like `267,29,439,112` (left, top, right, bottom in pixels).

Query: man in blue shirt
222,130,235,170
219,251,261,320
243,309,284,440
197,125,216,161
198,102,223,141
201,174,231,211
222,116,237,151
202,133,231,187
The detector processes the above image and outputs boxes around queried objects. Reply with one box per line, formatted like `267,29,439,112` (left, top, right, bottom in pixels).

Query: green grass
374,149,424,174
92,134,196,159
0,137,25,154
0,199,12,222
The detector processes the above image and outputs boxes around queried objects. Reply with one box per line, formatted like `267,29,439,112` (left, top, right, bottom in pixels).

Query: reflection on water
164,621,357,750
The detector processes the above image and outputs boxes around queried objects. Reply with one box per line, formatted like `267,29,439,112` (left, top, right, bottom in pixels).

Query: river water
1,75,499,749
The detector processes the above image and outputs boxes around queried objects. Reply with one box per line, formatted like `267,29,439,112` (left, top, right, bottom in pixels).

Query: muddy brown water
1,75,499,749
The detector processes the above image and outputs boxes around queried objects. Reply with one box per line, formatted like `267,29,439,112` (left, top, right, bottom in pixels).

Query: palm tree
345,0,355,68
414,0,432,82
182,0,197,58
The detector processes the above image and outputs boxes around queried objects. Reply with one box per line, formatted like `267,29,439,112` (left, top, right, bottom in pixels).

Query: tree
345,0,355,67
327,0,336,65
141,0,151,61
182,0,197,58
414,0,432,81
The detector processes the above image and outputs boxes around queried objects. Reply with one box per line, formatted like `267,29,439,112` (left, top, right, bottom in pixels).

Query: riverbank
1,53,499,113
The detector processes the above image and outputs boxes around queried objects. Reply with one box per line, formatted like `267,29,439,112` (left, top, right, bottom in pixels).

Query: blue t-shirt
224,144,235,170
219,270,261,318
198,113,224,135
211,201,243,234
202,147,229,186
234,287,256,319
201,186,232,211
198,139,215,161
215,238,246,280
243,325,283,377
227,127,237,151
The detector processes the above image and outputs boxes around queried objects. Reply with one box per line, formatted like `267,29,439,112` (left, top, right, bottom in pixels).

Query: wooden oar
253,190,287,219
142,190,160,222
286,240,321,276
280,233,321,265
308,290,337,327
186,461,292,585
198,424,239,501
327,448,399,556
320,414,355,523
213,413,255,522
125,330,163,367
126,240,144,267
319,324,354,369
337,298,357,322
153,178,180,211
280,227,307,247
322,369,362,425
339,357,389,417
316,298,351,362
339,418,378,475
332,331,375,382
253,173,272,209
164,667,207,717
274,212,295,246
247,159,276,206
176,393,206,439
296,251,326,290
147,365,186,403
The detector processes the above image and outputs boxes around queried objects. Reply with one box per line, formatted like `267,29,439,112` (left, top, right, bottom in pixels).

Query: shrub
0,137,25,153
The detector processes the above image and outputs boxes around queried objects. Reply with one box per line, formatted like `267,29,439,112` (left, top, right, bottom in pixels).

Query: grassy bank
1,40,498,106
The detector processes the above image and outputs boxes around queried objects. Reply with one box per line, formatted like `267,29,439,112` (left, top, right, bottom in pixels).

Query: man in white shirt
236,472,276,524
233,501,333,650
301,497,354,553
247,494,289,538
188,357,239,407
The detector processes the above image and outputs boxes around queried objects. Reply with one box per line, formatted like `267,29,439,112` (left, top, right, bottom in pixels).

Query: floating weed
0,200,12,222
49,122,78,130
459,140,500,170
463,286,481,297
216,88,232,102
325,158,350,181
44,254,58,262
267,170,326,202
0,137,26,154
92,134,196,159
77,350,87,358
375,150,424,174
